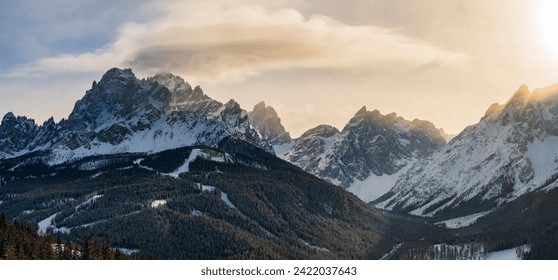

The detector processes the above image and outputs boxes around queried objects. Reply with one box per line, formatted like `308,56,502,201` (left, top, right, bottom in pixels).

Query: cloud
0,0,154,71
4,1,466,83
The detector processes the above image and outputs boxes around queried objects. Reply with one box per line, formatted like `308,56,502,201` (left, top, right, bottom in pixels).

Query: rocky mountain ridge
286,106,446,201
376,84,558,218
0,68,271,164
248,101,291,146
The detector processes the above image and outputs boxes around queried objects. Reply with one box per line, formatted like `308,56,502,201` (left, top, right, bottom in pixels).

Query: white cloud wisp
5,2,466,84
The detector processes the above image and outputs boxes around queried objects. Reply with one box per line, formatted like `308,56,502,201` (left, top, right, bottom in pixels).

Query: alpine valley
250,83,558,259
1,68,557,259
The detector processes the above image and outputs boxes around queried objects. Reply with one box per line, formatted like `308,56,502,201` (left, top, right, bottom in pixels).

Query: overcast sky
2,0,558,136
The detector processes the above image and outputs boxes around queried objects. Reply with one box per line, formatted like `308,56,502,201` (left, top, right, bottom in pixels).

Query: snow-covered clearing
38,194,140,235
435,211,492,229
40,210,141,235
167,148,232,178
168,149,202,178
151,200,167,208
76,195,104,211
485,244,531,260
200,184,216,192
38,213,59,235
381,242,403,260
220,192,237,210
299,239,330,252
116,248,140,256
190,209,203,216
53,227,71,234
90,172,105,179
198,183,238,210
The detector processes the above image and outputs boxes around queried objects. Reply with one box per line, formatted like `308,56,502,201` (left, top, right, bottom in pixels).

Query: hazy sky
2,0,558,136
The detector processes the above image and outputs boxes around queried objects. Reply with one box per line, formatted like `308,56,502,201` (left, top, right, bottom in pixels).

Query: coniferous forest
0,142,405,259
2,139,558,259
0,213,130,260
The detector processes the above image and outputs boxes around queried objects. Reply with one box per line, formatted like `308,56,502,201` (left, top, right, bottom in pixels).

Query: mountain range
0,68,270,164
250,82,558,259
377,84,558,219
280,107,446,202
0,68,411,259
2,67,558,259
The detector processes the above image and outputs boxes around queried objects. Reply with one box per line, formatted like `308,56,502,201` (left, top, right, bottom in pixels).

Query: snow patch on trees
435,211,492,229
151,200,167,208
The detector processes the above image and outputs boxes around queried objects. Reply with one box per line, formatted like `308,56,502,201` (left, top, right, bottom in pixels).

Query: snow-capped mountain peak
149,72,193,94
0,68,271,163
376,83,558,218
0,112,39,157
284,106,446,202
1,112,16,124
248,101,292,146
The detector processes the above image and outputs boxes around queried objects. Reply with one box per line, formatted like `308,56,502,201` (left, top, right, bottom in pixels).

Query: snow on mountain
284,107,446,202
248,101,292,150
282,124,341,179
37,213,58,235
435,211,492,229
0,68,271,164
220,191,238,210
272,141,295,157
151,200,167,208
166,148,232,178
346,159,416,203
485,245,531,260
0,113,39,158
376,83,558,218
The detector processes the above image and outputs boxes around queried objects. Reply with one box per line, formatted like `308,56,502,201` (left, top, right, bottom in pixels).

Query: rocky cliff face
376,84,558,218
248,101,291,145
0,68,271,164
0,113,39,158
284,106,446,202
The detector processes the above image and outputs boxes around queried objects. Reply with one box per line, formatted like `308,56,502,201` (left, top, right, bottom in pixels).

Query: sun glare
539,0,558,55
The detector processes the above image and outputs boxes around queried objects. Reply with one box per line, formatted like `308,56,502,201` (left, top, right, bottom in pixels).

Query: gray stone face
248,101,291,145
0,68,271,162
377,84,558,218
284,106,446,188
284,125,340,179
0,113,39,158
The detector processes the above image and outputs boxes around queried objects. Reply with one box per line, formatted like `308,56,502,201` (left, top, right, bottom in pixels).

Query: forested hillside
0,213,130,259
0,139,397,259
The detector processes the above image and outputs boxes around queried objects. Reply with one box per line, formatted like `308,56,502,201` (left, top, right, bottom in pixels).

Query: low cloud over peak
5,2,466,83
